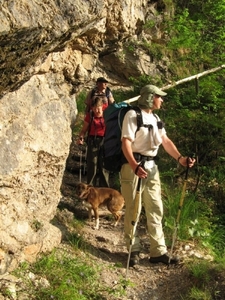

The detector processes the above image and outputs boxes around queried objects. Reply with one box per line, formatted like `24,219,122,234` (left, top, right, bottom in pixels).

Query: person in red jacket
77,97,109,187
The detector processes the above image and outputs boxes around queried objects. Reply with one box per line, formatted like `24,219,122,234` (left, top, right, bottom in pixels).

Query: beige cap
138,84,167,108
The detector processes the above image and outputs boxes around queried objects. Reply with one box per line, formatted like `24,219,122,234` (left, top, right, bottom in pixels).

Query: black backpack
103,102,161,172
90,86,111,100
86,87,112,113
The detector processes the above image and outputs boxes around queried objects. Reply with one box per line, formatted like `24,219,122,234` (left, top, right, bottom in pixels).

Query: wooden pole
124,64,225,103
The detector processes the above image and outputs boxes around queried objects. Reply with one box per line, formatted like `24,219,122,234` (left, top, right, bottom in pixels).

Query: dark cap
97,77,108,83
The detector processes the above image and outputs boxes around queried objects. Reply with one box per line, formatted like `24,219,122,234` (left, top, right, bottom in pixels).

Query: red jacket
85,112,105,137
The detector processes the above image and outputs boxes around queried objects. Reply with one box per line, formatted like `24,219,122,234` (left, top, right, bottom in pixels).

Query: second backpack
103,102,142,172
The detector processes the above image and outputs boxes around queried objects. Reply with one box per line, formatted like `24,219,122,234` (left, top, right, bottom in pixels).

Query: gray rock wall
0,73,76,273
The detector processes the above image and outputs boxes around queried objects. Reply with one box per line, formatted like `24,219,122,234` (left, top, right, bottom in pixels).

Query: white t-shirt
121,109,166,157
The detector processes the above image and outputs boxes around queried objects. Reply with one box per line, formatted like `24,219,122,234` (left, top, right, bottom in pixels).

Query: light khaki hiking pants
120,162,167,257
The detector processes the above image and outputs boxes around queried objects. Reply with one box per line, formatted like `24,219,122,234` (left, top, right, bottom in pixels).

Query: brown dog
76,182,124,229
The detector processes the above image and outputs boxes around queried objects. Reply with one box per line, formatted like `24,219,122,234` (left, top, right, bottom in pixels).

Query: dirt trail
59,168,193,300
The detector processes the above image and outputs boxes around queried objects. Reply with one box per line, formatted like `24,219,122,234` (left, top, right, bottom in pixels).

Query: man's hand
179,156,195,168
134,163,147,179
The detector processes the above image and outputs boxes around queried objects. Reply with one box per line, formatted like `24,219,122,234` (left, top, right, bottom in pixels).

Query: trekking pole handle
185,153,195,180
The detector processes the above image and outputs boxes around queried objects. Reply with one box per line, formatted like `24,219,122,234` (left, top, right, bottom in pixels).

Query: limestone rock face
0,73,76,273
0,0,170,273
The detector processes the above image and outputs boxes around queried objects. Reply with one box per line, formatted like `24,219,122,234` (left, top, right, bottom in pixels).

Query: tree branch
124,64,225,103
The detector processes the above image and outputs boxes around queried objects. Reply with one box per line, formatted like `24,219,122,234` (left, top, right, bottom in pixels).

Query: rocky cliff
0,0,171,273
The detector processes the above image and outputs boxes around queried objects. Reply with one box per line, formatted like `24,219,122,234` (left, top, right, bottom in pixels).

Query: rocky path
58,189,194,300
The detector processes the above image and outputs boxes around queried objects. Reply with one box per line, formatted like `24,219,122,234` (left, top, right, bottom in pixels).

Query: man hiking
120,84,195,267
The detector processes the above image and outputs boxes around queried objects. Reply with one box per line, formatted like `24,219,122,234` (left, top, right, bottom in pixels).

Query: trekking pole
79,146,82,182
83,145,87,175
168,158,189,265
126,174,142,278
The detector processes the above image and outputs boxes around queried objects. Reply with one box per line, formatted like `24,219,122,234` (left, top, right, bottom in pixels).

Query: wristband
177,155,182,163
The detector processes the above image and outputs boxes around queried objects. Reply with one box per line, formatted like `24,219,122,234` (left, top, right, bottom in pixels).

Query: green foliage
76,90,87,114
112,88,137,103
209,225,225,258
185,260,225,300
164,0,225,77
73,90,87,135
187,287,212,300
162,175,225,257
14,250,129,300
67,232,90,251
159,74,225,176
129,74,164,94
32,252,100,300
143,20,156,29
123,40,137,53
109,171,121,190
163,185,211,244
188,260,211,284
142,41,164,59
167,9,204,52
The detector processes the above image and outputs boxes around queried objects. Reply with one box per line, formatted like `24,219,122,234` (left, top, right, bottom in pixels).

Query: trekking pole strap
134,159,146,175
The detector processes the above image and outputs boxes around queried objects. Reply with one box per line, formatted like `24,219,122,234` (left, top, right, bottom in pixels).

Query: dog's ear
88,187,97,199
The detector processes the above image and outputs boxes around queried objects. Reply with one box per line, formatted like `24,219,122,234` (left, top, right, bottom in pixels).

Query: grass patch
32,252,97,300
13,247,130,300
185,259,225,300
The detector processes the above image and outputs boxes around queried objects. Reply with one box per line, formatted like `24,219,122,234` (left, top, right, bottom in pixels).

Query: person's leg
98,145,109,187
98,167,109,187
86,139,98,185
120,163,142,252
142,164,179,264
142,164,167,257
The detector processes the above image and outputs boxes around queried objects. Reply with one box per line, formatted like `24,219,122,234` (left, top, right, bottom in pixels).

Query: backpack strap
153,113,164,129
90,88,95,99
105,86,111,99
132,106,142,130
88,110,94,136
133,106,153,134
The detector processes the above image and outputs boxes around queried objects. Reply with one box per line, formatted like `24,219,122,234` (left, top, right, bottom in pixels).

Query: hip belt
133,152,155,162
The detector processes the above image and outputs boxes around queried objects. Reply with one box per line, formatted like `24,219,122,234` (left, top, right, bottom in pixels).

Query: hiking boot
129,251,140,267
149,253,179,265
